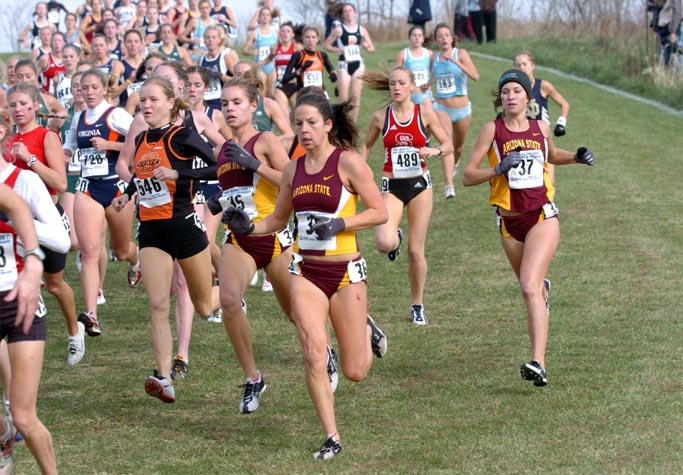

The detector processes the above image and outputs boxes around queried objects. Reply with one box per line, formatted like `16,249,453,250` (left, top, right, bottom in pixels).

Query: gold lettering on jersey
292,183,332,197
217,161,244,177
503,139,542,154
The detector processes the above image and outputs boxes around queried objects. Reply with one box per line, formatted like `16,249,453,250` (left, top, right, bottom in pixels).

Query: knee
220,294,244,318
45,279,66,298
148,295,171,316
375,230,398,254
301,341,327,374
407,246,425,267
341,361,368,382
454,143,465,156
113,246,131,261
9,408,37,436
519,280,540,301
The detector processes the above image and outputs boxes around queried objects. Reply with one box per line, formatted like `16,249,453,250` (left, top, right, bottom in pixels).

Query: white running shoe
239,373,266,414
444,185,456,200
326,346,339,393
75,250,82,272
411,305,428,325
67,322,86,367
97,288,106,305
145,371,176,403
249,271,259,286
207,308,223,323
261,273,273,292
241,299,247,315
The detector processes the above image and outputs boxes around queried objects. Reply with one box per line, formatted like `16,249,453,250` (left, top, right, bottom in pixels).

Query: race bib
127,81,143,96
344,44,361,62
0,233,18,292
380,176,389,193
303,70,323,88
295,211,337,251
347,257,367,284
413,69,428,87
258,45,271,62
135,176,171,207
80,147,109,178
75,177,89,193
48,10,59,24
542,201,559,219
218,186,257,219
288,252,303,275
277,227,294,247
204,77,221,101
68,149,82,174
276,65,286,81
436,74,456,95
506,150,545,190
390,146,422,178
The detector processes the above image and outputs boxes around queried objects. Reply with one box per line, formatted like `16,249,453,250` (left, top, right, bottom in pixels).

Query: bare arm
360,109,384,161
338,150,387,230
461,122,496,186
360,26,375,53
541,80,570,119
453,48,479,82
264,97,294,136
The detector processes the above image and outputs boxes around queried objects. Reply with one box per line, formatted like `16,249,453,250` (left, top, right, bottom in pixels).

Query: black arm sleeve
170,128,218,181
124,175,137,198
282,51,303,84
322,52,335,74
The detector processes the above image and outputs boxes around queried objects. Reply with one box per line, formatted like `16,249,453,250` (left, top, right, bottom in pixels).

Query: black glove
554,117,567,137
206,192,223,215
494,150,522,176
221,208,254,235
574,147,594,166
312,217,345,240
329,71,338,83
300,60,314,72
222,141,261,172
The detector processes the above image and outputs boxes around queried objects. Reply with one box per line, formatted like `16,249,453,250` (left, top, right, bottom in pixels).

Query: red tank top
381,103,427,177
42,54,66,95
4,126,59,195
274,42,295,81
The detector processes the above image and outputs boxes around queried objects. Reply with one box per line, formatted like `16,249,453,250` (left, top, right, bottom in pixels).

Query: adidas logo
413,182,423,188
389,125,397,130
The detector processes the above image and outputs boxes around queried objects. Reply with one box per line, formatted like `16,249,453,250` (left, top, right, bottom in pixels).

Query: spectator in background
408,0,432,32
480,0,497,43
657,0,682,66
324,0,343,41
454,0,469,41
467,0,483,44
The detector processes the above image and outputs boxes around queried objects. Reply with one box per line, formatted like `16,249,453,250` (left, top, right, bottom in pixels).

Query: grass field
9,42,683,474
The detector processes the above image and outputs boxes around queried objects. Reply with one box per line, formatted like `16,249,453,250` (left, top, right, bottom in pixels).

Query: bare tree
1,2,35,53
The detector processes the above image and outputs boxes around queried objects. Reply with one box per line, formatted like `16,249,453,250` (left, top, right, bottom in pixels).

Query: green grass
11,43,683,473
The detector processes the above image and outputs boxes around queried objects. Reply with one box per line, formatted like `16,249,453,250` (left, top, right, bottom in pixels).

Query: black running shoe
170,356,188,380
520,360,548,386
367,315,387,358
387,228,403,262
313,436,342,461
78,311,101,337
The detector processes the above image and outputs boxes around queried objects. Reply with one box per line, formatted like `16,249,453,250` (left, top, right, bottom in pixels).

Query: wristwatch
27,155,38,167
24,248,46,261
437,146,444,157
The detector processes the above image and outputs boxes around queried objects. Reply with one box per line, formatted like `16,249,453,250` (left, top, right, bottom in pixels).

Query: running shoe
0,412,17,474
387,228,403,262
411,304,428,325
97,288,106,305
367,315,387,358
544,279,552,313
75,250,82,272
109,246,117,261
170,356,188,380
239,373,266,414
127,262,141,288
67,322,86,367
327,346,339,393
249,271,259,286
520,360,548,387
207,308,223,323
444,185,456,200
313,436,342,461
261,273,273,292
145,370,176,403
241,299,247,315
78,311,101,337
